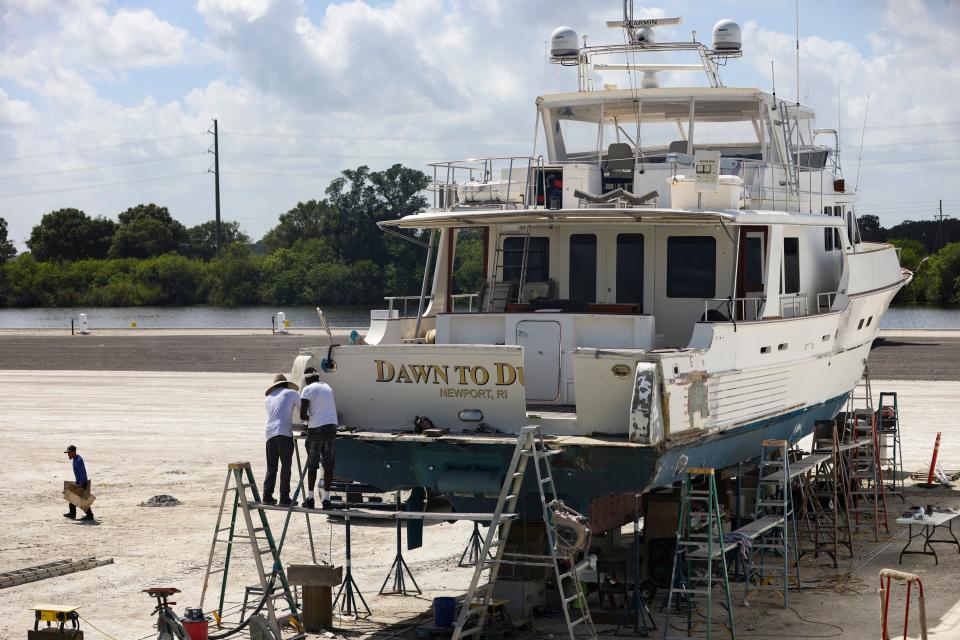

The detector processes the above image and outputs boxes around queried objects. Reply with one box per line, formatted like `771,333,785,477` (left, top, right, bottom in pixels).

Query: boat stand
458,522,490,568
333,514,371,616
379,491,421,596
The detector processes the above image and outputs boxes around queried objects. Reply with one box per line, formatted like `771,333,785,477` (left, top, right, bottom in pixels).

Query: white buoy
78,313,90,335
275,311,288,334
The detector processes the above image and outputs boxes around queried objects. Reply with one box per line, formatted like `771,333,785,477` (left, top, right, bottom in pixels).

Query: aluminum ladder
844,369,890,541
750,440,802,608
877,391,905,500
805,420,854,565
452,425,597,640
663,468,735,640
199,462,302,638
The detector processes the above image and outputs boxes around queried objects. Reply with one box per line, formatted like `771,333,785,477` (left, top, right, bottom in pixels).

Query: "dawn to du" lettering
374,360,524,386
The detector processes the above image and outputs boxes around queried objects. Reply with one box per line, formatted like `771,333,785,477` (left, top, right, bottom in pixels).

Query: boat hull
334,392,847,529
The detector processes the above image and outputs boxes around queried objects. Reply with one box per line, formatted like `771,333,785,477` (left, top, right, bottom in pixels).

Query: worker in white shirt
299,367,339,510
262,373,300,506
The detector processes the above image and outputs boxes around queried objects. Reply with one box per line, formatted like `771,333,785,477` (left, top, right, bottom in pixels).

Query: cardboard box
62,482,95,510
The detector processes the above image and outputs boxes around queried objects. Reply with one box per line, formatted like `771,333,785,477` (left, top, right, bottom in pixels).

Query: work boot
322,499,333,511
301,497,315,509
279,496,297,507
64,505,76,519
81,510,94,521
262,495,277,505
63,512,75,520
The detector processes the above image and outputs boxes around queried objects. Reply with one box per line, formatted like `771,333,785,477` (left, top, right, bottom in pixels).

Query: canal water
0,305,958,330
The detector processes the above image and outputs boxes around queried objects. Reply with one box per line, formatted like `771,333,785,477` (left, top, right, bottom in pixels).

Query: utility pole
934,199,944,251
208,119,222,253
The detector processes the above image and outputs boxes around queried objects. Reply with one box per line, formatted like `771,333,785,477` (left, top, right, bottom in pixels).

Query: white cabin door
516,320,561,402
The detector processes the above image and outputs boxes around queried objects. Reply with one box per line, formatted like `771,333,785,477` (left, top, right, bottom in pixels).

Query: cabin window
667,236,716,298
616,233,644,309
834,229,843,251
824,228,833,251
743,233,765,292
569,234,597,303
783,237,800,294
503,237,549,283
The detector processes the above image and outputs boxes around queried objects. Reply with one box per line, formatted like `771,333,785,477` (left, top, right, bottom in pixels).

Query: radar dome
550,26,580,58
633,27,655,44
712,19,741,51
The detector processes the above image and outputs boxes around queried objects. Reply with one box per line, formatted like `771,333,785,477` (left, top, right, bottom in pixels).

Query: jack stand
616,500,656,637
458,522,490,568
333,514,370,617
380,491,421,596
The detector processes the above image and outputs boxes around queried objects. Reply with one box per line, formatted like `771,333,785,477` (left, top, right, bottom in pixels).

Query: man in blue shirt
64,445,94,521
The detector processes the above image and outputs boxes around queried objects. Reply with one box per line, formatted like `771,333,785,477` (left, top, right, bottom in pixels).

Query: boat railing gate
450,293,479,313
780,293,810,318
703,296,764,322
384,295,433,319
817,291,837,314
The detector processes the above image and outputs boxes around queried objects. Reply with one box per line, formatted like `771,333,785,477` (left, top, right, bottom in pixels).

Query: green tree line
0,165,430,307
858,215,960,306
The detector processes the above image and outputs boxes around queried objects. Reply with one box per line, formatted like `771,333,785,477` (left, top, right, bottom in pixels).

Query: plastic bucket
434,596,456,627
181,619,209,640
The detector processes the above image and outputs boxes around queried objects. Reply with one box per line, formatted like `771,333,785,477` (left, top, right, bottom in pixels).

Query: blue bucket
434,596,456,627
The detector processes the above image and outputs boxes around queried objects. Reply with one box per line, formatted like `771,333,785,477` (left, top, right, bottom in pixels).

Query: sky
1,0,958,248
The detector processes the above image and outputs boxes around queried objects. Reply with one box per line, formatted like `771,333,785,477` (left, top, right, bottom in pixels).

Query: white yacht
293,6,909,530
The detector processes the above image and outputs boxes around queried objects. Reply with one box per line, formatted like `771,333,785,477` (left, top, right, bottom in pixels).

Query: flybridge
549,2,742,90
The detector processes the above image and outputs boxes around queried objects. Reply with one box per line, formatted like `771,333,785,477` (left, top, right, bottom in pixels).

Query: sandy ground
2,370,960,640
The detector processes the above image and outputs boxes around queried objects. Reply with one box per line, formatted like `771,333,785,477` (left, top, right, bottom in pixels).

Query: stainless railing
702,297,764,322
727,159,840,215
816,291,837,314
428,156,539,211
384,295,433,319
779,293,809,318
450,293,479,313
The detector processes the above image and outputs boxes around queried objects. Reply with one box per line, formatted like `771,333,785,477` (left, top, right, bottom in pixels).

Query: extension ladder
805,420,854,565
663,468,736,640
452,425,597,640
199,462,301,637
749,440,802,608
877,392,905,500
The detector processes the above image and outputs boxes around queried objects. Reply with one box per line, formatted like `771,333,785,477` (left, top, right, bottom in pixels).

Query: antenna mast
855,93,870,192
795,0,800,106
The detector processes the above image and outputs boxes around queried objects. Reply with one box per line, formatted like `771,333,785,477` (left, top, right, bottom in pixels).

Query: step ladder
663,468,735,640
877,391,905,500
749,440,801,608
199,462,301,637
452,426,597,640
805,420,854,565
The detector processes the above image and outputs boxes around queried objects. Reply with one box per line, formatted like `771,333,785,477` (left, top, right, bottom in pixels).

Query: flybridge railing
428,156,539,212
727,158,841,214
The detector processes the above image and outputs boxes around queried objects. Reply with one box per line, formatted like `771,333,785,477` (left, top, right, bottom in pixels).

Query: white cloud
0,0,958,246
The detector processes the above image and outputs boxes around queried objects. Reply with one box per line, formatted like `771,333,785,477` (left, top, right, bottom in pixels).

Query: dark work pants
263,435,295,499
67,480,92,517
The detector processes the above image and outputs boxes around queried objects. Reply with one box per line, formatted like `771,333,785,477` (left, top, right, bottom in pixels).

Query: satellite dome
712,19,741,52
550,26,580,58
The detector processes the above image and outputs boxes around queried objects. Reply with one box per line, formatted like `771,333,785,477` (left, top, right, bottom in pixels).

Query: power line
221,131,527,142
0,133,206,162
840,119,960,132
0,172,204,198
841,138,960,150
0,152,207,180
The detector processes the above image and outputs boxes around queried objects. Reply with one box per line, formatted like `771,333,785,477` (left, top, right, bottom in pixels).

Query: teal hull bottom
335,393,848,529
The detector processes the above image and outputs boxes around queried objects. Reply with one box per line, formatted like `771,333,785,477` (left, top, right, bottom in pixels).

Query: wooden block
301,585,333,632
286,564,343,587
